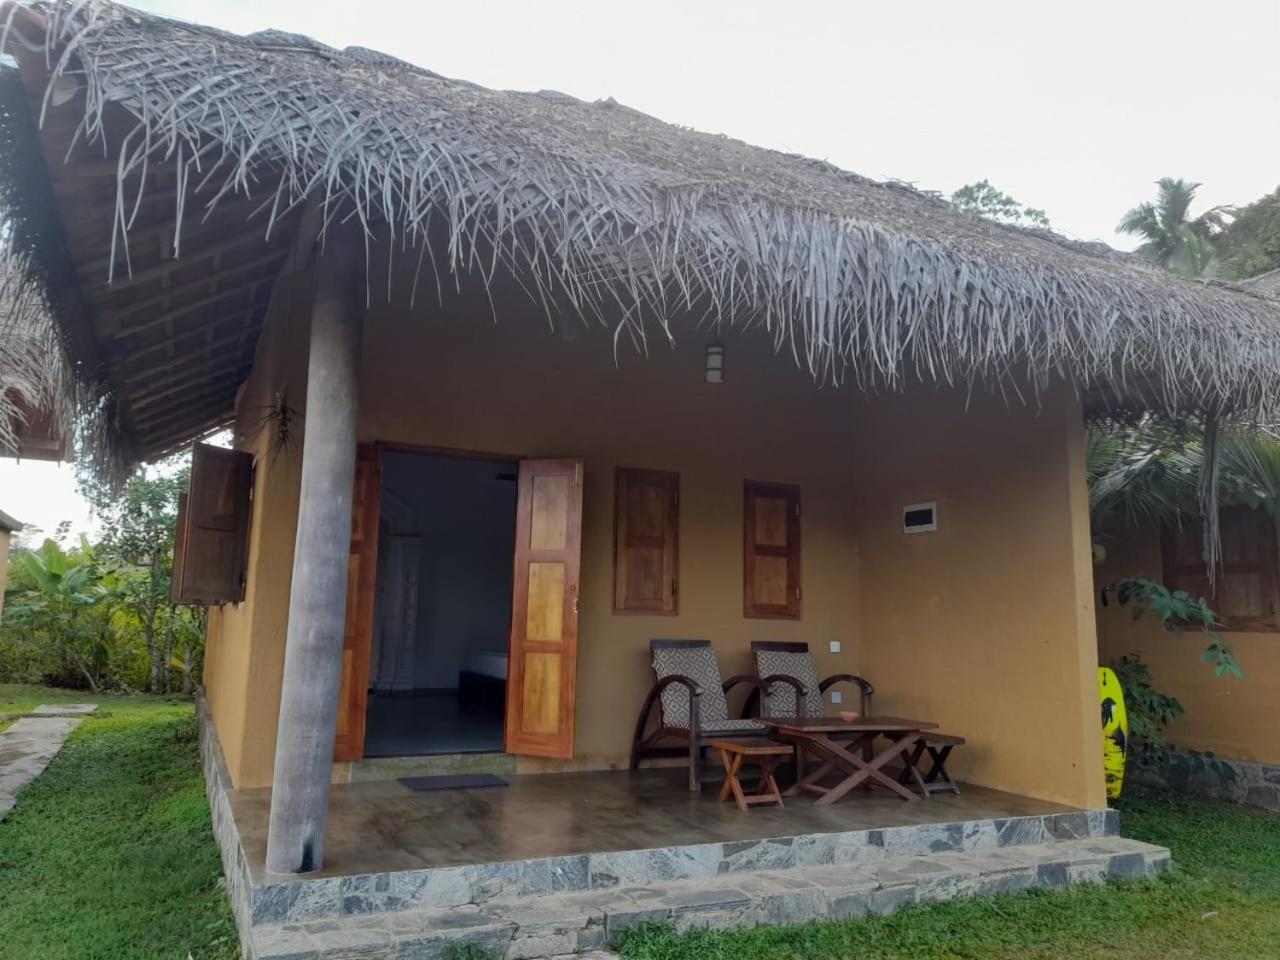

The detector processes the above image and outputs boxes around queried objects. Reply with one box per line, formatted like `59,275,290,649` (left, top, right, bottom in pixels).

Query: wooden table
763,716,939,805
709,737,792,812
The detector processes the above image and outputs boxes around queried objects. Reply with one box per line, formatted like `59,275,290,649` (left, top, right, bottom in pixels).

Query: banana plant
5,537,116,691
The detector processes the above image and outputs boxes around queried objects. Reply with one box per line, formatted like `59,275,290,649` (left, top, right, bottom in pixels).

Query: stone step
249,836,1170,960
247,808,1119,926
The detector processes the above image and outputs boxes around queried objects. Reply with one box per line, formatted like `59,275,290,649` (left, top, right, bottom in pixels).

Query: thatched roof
1235,268,1280,300
0,253,74,461
2,0,1280,477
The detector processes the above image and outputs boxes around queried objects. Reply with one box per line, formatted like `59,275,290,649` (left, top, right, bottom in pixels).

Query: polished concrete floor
363,691,504,757
229,767,1074,882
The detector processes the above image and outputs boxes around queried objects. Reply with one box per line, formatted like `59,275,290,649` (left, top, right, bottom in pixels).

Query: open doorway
362,450,518,757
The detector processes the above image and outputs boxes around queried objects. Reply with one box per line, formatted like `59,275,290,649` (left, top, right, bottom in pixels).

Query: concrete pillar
265,241,362,874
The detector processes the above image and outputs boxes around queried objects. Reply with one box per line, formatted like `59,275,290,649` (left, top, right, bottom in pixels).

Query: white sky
4,0,1279,541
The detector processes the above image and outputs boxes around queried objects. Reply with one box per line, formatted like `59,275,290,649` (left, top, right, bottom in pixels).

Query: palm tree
1087,417,1280,540
1118,178,1230,277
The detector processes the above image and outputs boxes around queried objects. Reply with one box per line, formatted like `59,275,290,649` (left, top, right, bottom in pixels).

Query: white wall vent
903,501,937,534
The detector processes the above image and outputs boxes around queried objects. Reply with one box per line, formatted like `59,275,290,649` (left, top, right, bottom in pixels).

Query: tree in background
2,538,116,691
1215,186,1280,279
950,179,1051,228
89,456,204,693
1117,177,1230,277
0,450,204,693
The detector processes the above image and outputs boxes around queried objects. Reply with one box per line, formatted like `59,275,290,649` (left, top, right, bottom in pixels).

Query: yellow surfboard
1099,667,1129,800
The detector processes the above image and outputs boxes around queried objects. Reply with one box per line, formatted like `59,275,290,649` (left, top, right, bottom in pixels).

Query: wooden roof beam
113,308,261,381
131,380,245,426
136,410,237,457
80,229,280,292
101,266,277,336
130,357,255,413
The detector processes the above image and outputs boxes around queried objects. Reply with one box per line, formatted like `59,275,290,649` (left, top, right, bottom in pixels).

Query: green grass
0,683,120,731
0,684,239,960
616,787,1280,960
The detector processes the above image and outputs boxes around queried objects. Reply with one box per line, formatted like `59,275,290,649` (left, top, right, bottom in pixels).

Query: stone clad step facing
249,836,1170,960
246,809,1120,927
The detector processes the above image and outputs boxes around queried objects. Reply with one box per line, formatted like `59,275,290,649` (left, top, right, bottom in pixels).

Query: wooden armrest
654,674,702,697
722,674,765,695
819,674,874,697
633,674,702,738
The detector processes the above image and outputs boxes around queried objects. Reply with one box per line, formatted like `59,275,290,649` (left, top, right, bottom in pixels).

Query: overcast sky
4,0,1279,539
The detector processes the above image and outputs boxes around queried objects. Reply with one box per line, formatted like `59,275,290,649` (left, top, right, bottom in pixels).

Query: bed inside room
362,450,518,757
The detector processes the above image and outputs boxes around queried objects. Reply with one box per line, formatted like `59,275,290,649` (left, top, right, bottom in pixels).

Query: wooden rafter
113,307,262,380
102,266,277,336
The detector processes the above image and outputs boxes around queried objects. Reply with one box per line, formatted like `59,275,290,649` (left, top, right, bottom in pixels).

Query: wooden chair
631,639,804,791
748,640,874,719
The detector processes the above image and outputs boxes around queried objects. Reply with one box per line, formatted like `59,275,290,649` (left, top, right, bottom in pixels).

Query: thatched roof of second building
2,0,1280,473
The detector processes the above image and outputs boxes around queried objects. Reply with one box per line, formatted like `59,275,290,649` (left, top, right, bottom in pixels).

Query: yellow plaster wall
203,269,1103,808
1096,525,1280,764
202,272,309,786
851,386,1105,809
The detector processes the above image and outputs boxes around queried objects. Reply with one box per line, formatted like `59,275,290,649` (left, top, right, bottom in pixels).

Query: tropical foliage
1117,177,1229,277
1216,186,1280,279
1100,577,1241,679
950,180,1051,228
1086,417,1280,540
1109,654,1185,751
2,538,115,691
1,455,203,693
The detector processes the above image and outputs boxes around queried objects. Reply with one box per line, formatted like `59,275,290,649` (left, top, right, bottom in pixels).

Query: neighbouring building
0,508,20,619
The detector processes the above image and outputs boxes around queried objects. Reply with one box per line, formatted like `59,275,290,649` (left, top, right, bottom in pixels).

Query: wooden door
333,444,382,762
505,459,584,758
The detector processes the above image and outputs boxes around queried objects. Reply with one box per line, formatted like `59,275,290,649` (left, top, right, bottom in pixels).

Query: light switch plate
830,691,843,704
829,640,841,654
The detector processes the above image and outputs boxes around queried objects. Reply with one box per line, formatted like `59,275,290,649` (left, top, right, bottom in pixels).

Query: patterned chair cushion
653,644,729,729
700,718,767,733
754,648,822,718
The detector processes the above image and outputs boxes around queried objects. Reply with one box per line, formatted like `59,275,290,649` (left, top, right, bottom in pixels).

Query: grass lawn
2,684,1279,959
0,684,239,960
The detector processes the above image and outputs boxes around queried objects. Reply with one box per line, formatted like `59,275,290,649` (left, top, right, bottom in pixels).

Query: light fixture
704,342,724,383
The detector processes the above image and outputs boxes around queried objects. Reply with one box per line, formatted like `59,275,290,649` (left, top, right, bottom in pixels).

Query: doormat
398,773,509,792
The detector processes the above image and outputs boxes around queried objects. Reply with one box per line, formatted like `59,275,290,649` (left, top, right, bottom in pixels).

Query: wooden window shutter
743,480,801,619
169,493,190,603
172,443,253,605
1162,505,1280,631
613,467,679,614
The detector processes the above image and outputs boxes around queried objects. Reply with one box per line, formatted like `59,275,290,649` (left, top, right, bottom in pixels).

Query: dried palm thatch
1,0,1280,480
0,251,75,461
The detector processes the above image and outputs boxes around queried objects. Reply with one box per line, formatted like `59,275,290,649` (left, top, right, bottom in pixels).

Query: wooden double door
332,446,584,762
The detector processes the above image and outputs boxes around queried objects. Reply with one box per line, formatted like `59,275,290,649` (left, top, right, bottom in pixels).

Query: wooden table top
762,716,939,735
707,737,794,755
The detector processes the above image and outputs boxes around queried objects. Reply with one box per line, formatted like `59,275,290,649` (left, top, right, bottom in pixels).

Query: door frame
339,440,547,762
